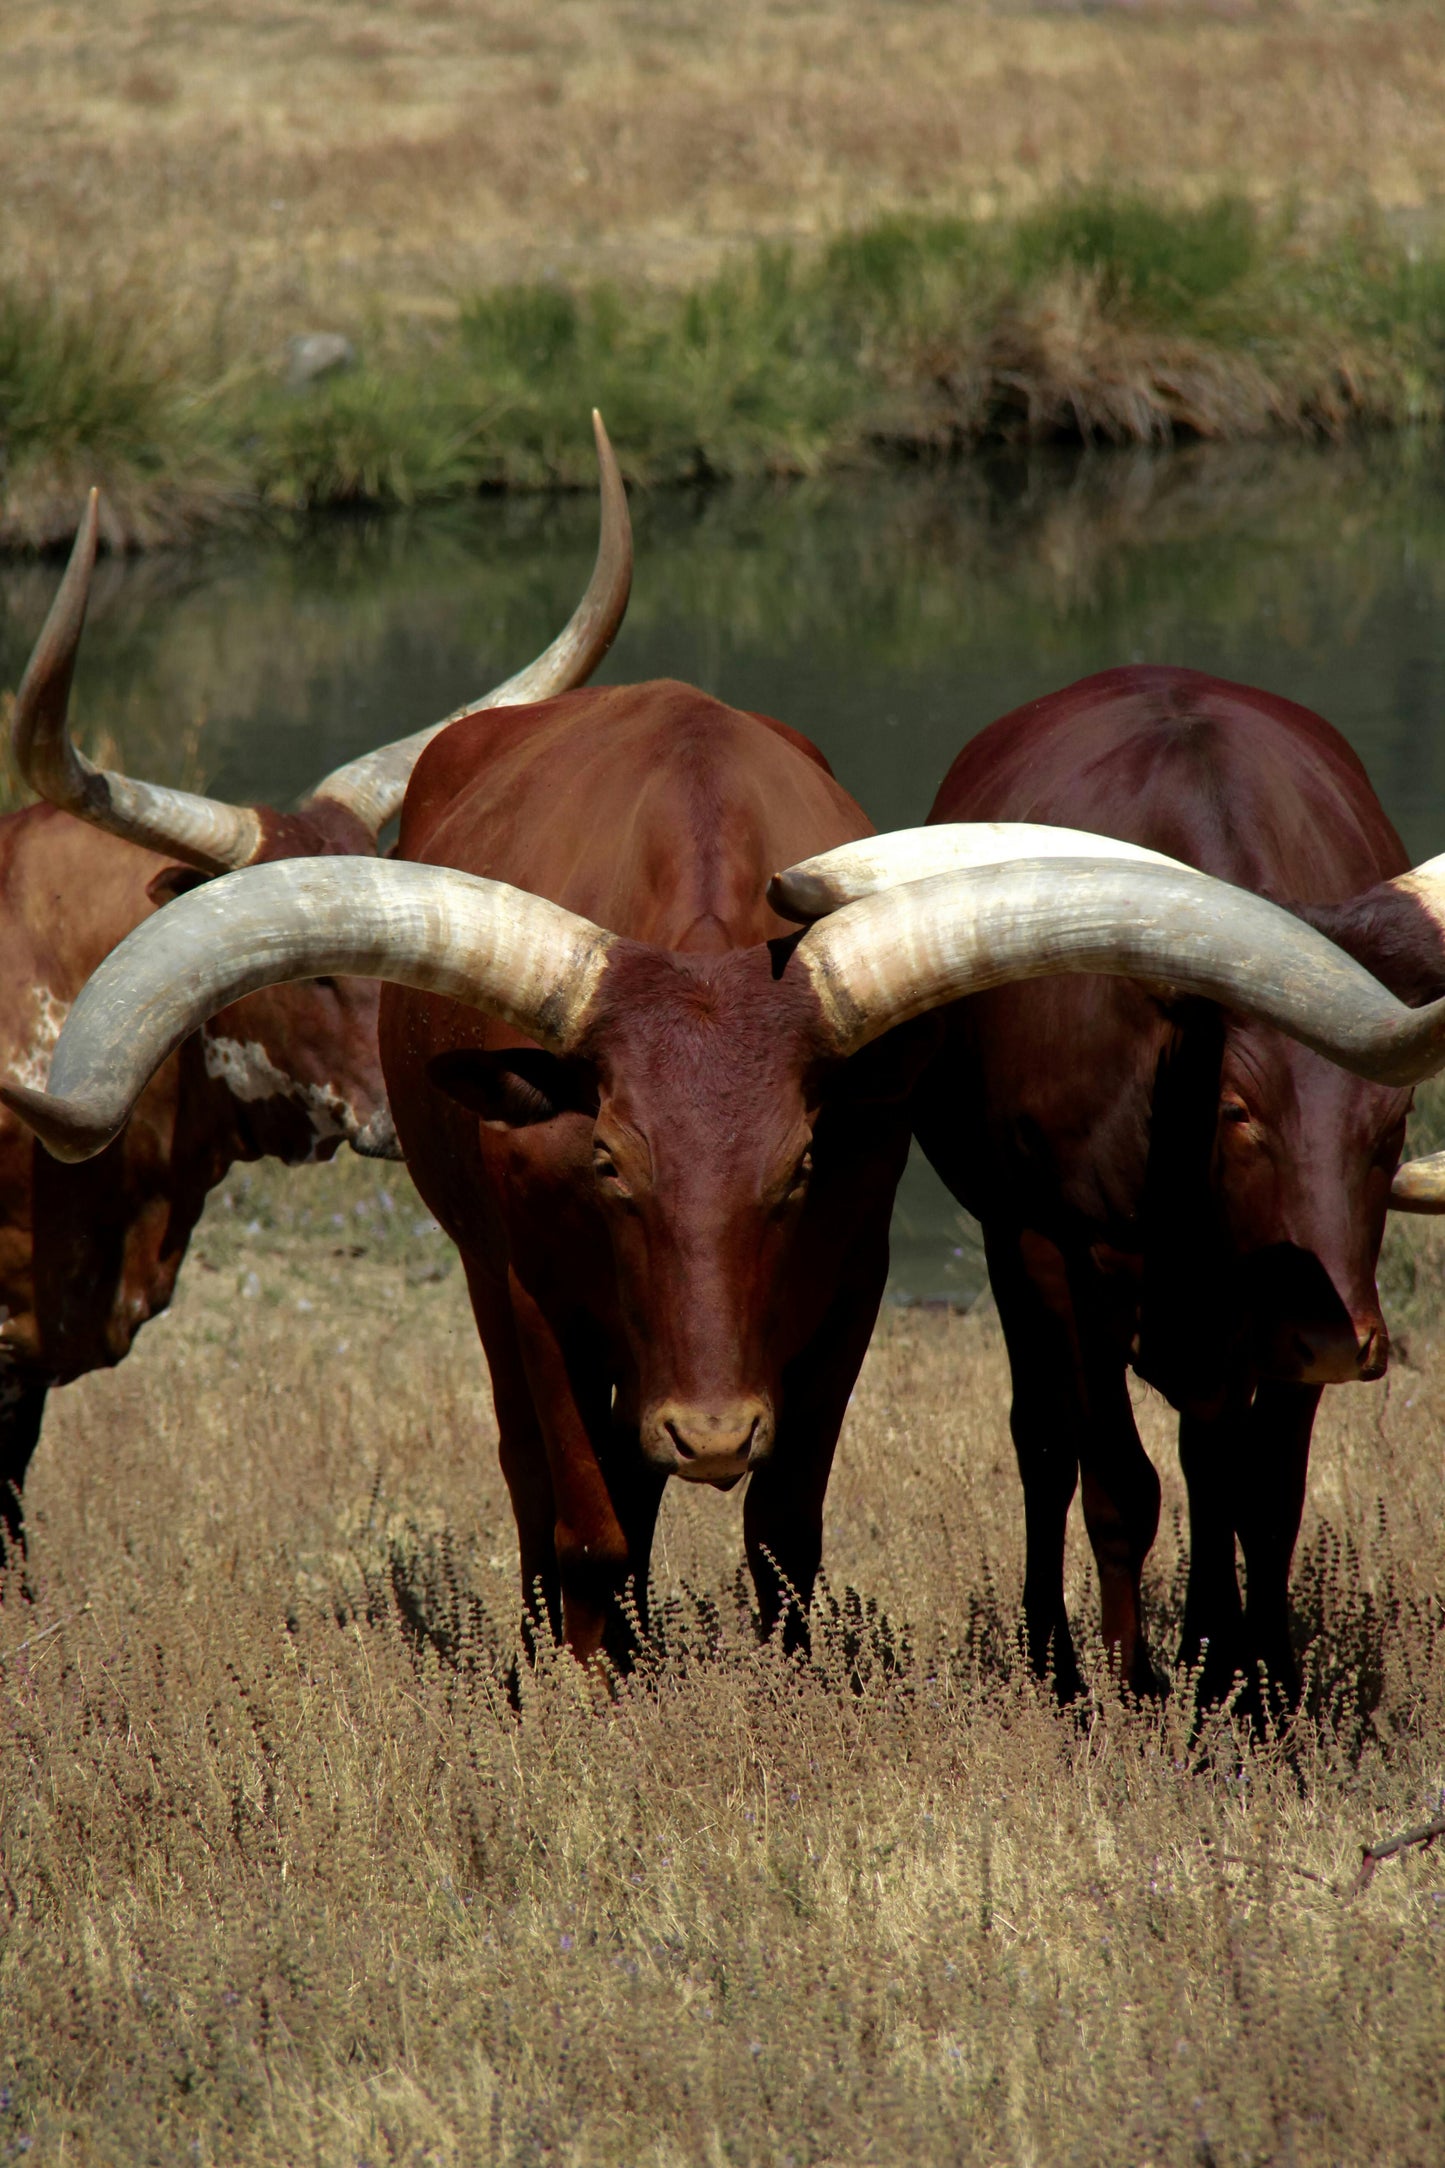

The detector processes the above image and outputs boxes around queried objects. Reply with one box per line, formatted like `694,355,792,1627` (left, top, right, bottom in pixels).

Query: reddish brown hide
0,795,394,1556
916,665,1445,1706
383,679,920,1665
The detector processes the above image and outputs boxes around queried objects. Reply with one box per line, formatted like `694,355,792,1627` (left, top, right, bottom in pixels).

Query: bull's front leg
464,1257,563,1644
0,1372,48,1578
506,1272,664,1669
1234,1380,1317,1712
1178,1382,1317,1712
744,1266,886,1652
1177,1396,1249,1703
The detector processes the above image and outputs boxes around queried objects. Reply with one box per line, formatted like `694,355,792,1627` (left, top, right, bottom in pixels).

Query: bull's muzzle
1273,1314,1390,1385
643,1398,775,1483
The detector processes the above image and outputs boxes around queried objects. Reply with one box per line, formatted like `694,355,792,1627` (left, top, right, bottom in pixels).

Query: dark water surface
4,438,1444,1299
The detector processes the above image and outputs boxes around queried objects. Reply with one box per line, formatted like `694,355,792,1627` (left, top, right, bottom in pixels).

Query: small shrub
1010,190,1260,321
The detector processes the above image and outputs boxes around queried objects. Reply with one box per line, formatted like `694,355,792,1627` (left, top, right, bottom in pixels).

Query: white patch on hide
202,1030,359,1161
7,987,70,1093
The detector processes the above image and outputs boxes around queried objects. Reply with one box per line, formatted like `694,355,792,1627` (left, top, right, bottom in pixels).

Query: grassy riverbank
5,193,1445,548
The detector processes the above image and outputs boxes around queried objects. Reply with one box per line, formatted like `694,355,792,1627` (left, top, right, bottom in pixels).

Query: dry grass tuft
2,1155,1444,2160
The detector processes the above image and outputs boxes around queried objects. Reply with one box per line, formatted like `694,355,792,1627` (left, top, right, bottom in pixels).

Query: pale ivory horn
12,854,1445,1167
0,858,616,1162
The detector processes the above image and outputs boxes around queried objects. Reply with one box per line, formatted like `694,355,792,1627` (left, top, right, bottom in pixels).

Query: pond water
3,436,1444,1301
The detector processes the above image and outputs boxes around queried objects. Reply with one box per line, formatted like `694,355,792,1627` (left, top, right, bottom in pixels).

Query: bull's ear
426,1048,599,1130
146,864,213,908
1298,888,1445,1010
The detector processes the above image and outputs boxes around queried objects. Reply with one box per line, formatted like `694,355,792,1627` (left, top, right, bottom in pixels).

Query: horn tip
0,1082,117,1163
77,487,100,564
1389,1171,1445,1213
766,871,821,924
591,408,624,497
768,869,837,923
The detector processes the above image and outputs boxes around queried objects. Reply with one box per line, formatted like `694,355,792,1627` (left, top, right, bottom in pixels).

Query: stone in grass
285,333,358,388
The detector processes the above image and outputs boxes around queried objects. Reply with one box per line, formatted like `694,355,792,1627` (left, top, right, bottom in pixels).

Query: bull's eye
1219,1095,1252,1128
593,1143,630,1197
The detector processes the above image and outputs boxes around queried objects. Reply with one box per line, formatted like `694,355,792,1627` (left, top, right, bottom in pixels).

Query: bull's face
580,952,834,1482
1214,1026,1409,1383
438,945,913,1486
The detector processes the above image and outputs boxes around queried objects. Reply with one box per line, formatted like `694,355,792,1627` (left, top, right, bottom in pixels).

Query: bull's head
427,944,925,1481
7,415,632,1164
9,845,1445,1481
773,826,1445,1394
1207,1027,1406,1384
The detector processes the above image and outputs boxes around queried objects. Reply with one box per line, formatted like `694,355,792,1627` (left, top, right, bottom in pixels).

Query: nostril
665,1420,696,1460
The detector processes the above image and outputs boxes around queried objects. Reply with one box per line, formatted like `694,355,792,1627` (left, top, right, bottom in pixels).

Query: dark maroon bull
13,672,1445,1664
0,426,629,1561
774,665,1445,1705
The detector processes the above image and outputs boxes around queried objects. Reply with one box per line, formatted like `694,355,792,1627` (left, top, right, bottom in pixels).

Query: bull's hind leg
1072,1284,1162,1696
1076,1370,1163,1698
0,1375,48,1575
984,1226,1085,1698
988,1227,1161,1697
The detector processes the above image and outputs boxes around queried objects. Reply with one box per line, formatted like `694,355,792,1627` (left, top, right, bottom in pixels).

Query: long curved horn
795,858,1445,1085
1389,1152,1445,1212
0,859,615,1163
11,490,265,874
307,410,633,835
769,823,1189,921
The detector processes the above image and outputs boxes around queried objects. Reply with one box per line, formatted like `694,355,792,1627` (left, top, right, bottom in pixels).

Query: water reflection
3,437,1444,1298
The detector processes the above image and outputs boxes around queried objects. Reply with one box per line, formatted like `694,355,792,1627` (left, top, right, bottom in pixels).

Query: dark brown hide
919,665,1419,1704
381,679,915,1663
0,800,392,1555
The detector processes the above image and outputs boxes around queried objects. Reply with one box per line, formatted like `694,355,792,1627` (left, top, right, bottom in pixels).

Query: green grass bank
5,192,1445,550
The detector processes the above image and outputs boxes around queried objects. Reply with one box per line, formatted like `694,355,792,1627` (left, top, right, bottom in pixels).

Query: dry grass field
2,1154,1444,2163
6,0,1445,330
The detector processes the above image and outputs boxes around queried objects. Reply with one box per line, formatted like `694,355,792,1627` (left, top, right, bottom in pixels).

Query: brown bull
773,666,1445,1705
0,421,630,1559
13,677,1445,1667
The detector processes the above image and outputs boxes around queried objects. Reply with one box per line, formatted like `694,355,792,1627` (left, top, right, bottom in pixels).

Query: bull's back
922,668,1408,1232
935,666,1406,894
398,679,871,948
